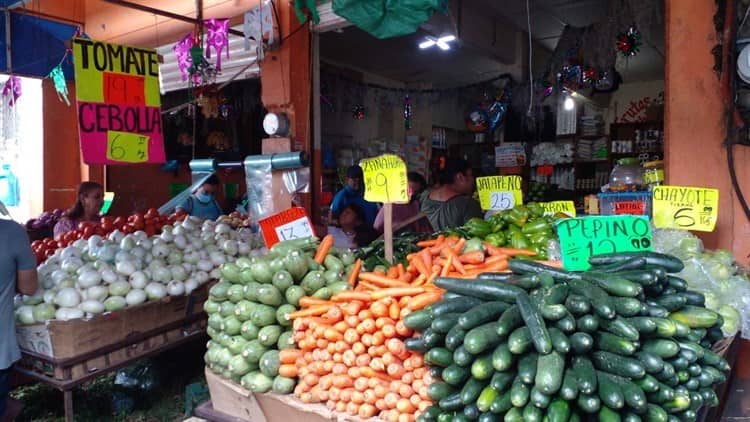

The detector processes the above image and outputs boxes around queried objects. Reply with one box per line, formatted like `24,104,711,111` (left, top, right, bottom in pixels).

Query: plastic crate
597,191,652,216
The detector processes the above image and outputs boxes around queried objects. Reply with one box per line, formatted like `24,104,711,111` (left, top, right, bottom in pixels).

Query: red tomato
82,226,94,238
145,208,159,219
113,216,126,227
144,224,156,237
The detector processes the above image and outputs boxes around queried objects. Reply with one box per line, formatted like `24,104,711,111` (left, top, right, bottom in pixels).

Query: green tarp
332,0,447,39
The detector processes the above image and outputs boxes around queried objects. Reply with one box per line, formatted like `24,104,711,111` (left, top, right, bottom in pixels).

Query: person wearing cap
329,166,379,227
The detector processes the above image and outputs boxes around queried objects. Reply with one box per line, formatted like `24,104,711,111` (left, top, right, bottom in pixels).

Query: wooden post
383,203,393,264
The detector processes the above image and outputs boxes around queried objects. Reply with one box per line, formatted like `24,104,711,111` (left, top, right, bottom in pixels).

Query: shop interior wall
605,80,665,125
665,0,750,266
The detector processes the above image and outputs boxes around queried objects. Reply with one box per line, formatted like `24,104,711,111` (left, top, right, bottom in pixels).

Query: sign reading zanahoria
73,38,165,164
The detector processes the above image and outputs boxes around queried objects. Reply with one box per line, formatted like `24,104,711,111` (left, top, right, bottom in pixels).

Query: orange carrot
358,272,411,288
420,248,433,271
407,290,443,310
347,258,363,286
374,268,386,276
452,238,466,254
289,304,332,319
331,291,372,303
299,297,331,308
280,349,303,364
398,272,414,283
483,242,506,256
494,247,538,257
459,250,486,265
446,249,467,275
371,287,426,300
279,364,298,378
314,234,335,264
387,266,399,279
410,254,430,277
440,255,453,277
357,280,379,291
410,273,427,286
416,239,438,248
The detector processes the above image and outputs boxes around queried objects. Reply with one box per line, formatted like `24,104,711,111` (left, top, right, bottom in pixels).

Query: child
324,204,378,250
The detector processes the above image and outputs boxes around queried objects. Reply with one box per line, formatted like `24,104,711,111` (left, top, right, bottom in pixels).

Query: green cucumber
460,377,488,405
570,332,594,355
470,353,494,380
588,252,684,273
572,356,597,394
403,309,432,330
445,326,467,351
522,403,543,422
465,321,502,355
560,368,579,400
653,295,688,312
404,337,428,353
507,259,582,280
554,312,577,333
427,381,456,401
612,269,659,286
429,297,484,318
613,297,644,317
583,272,643,297
529,386,551,409
541,284,570,305
490,371,514,392
540,304,568,321
439,392,464,412
576,314,599,333
422,329,445,349
645,303,670,318
548,327,571,354
598,406,622,422
463,404,480,420
633,374,660,393
641,339,680,358
507,326,533,354
666,276,688,292
567,278,615,319
453,346,473,367
502,407,523,422
565,294,591,316
476,386,498,412
627,316,657,334
646,404,668,422
496,305,523,338
535,351,565,395
516,292,551,354
488,391,512,414
491,343,514,372
432,313,462,334
593,256,648,273
595,332,637,355
576,393,601,414
635,351,665,374
597,371,625,409
546,399,571,422
600,316,640,341
457,301,510,330
509,377,530,407
434,277,524,302
442,364,471,386
591,351,646,379
669,306,720,328
681,290,705,307
517,352,538,384
425,347,453,367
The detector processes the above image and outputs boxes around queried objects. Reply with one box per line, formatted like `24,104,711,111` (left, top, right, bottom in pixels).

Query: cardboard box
16,283,209,360
206,369,375,422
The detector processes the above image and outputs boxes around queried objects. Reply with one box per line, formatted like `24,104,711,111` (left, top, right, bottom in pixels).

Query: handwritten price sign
259,207,315,248
476,176,523,210
359,154,408,204
652,186,719,232
556,215,653,271
540,201,576,217
106,131,149,163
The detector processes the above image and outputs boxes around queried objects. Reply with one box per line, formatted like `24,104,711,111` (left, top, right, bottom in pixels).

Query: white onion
61,246,81,261
101,268,118,284
209,252,225,267
126,289,147,306
77,270,102,288
115,260,137,276
72,239,87,249
87,285,109,302
109,281,131,297
170,265,188,281
33,303,56,322
55,287,81,308
167,251,183,265
215,222,231,235
55,307,84,321
57,279,75,289
238,242,251,256
210,268,221,280
80,299,105,314
152,266,171,283
61,257,83,273
145,282,167,300
104,296,127,312
22,289,44,305
43,289,57,304
41,276,56,290
173,234,188,250
166,280,185,296
184,278,198,294
222,240,238,256
108,230,125,243
152,243,170,259
137,238,153,250
96,244,118,263
183,251,200,265
92,260,111,271
115,250,135,263
194,271,209,284
172,224,186,236
130,246,146,260
88,235,103,249
15,305,35,325
129,271,148,289
51,269,68,283
197,259,213,272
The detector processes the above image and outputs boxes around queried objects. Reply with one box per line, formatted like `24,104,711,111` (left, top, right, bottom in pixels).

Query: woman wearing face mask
176,174,223,220
53,181,104,239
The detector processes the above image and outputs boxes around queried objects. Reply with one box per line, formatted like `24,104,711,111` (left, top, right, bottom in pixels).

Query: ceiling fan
418,34,456,50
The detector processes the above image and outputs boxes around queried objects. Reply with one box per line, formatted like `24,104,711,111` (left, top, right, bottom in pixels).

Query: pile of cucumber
404,251,730,422
203,237,356,394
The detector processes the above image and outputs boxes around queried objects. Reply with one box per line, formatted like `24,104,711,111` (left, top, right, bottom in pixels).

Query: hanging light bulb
564,93,575,111
419,34,456,50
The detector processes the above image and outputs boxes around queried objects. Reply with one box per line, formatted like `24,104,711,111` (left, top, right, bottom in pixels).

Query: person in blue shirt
329,165,379,227
176,174,224,220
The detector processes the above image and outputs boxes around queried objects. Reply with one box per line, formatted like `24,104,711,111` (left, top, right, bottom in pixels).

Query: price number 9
490,191,515,210
374,172,390,202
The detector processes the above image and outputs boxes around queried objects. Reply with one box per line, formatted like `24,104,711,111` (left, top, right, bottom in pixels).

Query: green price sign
556,215,653,271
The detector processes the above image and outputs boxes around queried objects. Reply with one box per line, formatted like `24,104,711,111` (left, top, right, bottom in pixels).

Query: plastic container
642,160,664,187
0,163,19,207
597,191,652,216
609,158,644,191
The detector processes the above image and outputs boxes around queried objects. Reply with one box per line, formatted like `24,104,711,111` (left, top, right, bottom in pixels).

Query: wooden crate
16,283,210,360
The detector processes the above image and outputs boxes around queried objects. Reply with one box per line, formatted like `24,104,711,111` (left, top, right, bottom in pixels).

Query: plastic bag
114,359,162,392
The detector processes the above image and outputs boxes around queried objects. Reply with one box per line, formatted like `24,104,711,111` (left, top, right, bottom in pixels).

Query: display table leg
63,390,74,422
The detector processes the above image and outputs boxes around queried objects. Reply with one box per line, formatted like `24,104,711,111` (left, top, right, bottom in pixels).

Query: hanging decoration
616,25,642,58
351,104,365,120
203,18,230,70
244,2,275,61
48,65,70,106
174,33,197,82
403,95,412,130
3,76,21,106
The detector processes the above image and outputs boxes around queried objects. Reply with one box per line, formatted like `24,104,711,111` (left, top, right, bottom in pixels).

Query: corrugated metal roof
155,25,260,94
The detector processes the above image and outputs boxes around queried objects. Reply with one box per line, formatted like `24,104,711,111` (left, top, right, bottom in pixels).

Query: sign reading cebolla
73,38,165,164
556,215,653,271
652,186,719,232
359,154,408,204
476,175,523,211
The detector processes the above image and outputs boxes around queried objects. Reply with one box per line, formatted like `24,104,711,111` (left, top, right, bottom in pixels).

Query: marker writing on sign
74,39,159,77
476,176,522,191
359,155,404,171
78,104,162,134
558,216,651,240
652,188,716,205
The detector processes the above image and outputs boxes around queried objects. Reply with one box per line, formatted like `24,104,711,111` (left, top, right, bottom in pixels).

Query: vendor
420,158,482,231
373,171,431,233
176,174,223,220
320,204,378,250
329,165,379,227
53,181,104,239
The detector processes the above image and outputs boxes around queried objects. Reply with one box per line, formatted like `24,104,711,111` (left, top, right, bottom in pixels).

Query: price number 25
490,191,515,210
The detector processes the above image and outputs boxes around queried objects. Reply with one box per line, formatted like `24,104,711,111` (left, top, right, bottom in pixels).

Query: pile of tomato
31,208,188,263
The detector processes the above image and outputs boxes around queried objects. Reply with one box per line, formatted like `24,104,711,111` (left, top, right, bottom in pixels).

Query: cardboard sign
540,201,576,217
556,215,653,271
259,207,315,248
476,175,523,211
73,38,165,165
359,154,408,204
652,186,719,232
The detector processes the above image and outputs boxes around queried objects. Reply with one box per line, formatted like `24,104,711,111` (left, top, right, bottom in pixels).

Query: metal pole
5,0,11,73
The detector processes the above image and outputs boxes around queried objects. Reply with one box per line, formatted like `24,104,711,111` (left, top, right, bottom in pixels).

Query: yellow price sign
652,186,719,232
359,154,408,204
106,131,149,163
476,175,523,210
540,201,576,217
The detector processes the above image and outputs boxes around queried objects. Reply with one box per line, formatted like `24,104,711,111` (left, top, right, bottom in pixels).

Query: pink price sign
73,38,165,165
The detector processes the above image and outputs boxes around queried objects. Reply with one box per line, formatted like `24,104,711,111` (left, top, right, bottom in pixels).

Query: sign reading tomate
73,38,165,164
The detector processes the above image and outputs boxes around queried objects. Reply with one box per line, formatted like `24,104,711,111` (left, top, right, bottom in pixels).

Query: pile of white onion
14,216,265,325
